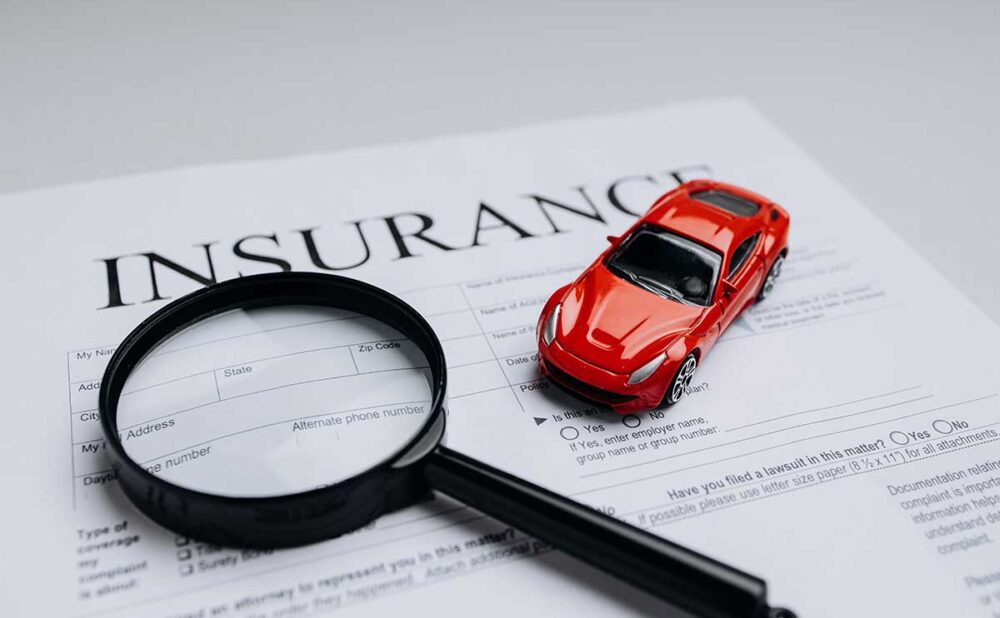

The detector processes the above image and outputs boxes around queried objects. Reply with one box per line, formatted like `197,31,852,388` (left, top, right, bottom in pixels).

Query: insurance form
2,99,998,617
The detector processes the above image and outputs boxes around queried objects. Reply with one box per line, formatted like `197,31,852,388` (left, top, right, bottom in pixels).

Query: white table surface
2,0,997,322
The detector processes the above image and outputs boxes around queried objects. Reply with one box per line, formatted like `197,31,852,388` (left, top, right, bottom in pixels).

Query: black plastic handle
424,446,793,618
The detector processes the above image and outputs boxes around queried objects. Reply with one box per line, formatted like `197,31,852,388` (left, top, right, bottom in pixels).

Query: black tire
756,253,785,303
662,354,697,406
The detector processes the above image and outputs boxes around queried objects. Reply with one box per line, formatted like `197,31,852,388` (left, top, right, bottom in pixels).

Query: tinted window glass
606,224,722,306
727,234,759,278
691,190,760,217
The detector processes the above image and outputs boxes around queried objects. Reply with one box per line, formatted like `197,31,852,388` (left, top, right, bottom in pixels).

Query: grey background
2,0,997,321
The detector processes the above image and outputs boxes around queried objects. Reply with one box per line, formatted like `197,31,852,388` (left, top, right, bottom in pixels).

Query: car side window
727,233,760,279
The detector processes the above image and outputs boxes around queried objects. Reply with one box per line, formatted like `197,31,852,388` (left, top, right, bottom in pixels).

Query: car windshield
606,224,721,306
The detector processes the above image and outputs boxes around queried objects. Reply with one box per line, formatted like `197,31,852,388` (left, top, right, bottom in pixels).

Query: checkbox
179,564,194,576
175,537,190,547
177,548,192,561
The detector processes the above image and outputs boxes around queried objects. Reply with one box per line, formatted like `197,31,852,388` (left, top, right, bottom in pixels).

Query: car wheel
756,254,784,302
664,354,697,406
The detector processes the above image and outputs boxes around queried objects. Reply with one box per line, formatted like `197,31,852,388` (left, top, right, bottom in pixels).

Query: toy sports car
537,180,789,413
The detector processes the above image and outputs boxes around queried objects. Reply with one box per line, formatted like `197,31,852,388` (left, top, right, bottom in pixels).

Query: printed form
2,99,999,617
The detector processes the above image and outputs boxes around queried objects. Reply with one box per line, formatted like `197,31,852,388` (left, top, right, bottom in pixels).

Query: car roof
643,181,766,256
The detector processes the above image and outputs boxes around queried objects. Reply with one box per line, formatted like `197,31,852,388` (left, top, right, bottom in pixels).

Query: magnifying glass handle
424,446,795,618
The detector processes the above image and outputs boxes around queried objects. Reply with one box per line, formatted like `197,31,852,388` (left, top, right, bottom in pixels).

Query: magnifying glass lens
116,305,433,498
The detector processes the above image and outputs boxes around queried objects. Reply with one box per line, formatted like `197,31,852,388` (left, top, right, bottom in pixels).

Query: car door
718,233,764,332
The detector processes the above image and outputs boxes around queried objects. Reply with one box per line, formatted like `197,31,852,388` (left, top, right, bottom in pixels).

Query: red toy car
537,180,789,413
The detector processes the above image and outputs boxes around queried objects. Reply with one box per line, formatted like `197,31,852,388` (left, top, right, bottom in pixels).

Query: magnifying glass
99,272,794,618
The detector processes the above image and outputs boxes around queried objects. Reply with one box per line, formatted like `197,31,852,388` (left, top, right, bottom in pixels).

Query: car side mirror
722,280,738,297
606,235,620,244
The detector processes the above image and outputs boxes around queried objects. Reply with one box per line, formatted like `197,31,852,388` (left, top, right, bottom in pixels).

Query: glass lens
116,305,434,498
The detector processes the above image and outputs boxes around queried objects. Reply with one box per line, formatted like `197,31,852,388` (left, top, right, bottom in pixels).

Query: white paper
2,99,999,617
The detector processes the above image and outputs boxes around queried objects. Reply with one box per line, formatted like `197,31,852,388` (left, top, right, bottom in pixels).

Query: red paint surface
537,180,790,413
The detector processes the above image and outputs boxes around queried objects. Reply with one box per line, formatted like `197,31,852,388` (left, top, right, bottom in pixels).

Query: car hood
558,265,704,373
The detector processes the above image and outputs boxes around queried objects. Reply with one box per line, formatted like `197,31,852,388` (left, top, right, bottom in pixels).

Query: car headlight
542,304,561,345
627,353,666,385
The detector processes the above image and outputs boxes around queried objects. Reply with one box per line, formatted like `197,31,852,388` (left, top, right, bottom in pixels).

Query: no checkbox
932,419,955,434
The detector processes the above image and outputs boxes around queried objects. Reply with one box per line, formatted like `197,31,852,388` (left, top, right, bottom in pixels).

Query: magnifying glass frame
99,272,791,618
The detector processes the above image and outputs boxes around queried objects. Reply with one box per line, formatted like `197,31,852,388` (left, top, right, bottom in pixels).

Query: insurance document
2,99,999,617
